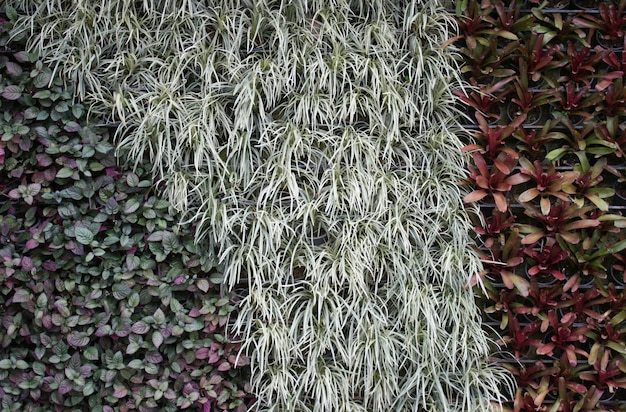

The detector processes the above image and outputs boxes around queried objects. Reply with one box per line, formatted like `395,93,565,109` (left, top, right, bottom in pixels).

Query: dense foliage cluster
456,0,626,410
0,9,252,411
8,0,511,410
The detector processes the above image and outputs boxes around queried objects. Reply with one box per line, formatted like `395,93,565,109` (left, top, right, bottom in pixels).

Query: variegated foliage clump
13,0,511,410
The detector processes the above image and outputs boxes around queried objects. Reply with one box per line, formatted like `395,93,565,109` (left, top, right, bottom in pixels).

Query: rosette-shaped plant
11,0,511,410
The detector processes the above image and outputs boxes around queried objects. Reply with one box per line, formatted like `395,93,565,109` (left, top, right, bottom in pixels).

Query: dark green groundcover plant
0,10,252,412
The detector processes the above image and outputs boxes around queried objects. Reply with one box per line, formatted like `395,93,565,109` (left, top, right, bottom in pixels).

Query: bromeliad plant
456,1,626,410
464,151,530,213
573,1,626,48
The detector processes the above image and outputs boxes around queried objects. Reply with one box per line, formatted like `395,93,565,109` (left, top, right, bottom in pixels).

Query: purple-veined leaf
13,288,32,302
20,256,34,271
2,85,22,100
58,379,73,395
146,352,163,363
217,361,231,371
113,384,128,398
7,188,20,199
13,51,29,62
131,320,150,334
5,61,23,77
67,332,90,347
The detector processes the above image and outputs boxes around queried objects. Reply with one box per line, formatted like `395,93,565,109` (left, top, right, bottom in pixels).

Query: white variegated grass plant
11,0,513,410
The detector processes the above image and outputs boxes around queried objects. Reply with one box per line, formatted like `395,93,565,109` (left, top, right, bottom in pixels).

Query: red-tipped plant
524,237,570,280
517,157,577,214
463,111,526,159
573,1,626,47
464,151,530,212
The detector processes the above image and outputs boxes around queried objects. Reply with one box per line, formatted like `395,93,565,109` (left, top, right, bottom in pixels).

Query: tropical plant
464,151,530,213
456,2,626,410
572,1,626,47
8,0,514,411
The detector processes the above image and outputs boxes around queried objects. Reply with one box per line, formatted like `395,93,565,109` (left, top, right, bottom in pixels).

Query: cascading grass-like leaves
11,0,512,410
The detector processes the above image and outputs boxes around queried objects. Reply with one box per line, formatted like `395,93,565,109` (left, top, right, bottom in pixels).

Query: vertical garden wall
2,0,510,411
455,0,626,411
0,9,252,412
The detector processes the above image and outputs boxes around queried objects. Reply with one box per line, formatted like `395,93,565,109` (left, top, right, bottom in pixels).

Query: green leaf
162,231,179,251
197,279,210,292
75,227,95,245
55,101,70,113
606,341,626,354
56,167,75,179
128,359,143,369
147,231,164,242
84,347,99,361
145,363,159,375
32,362,46,376
126,342,140,354
34,70,52,88
72,104,85,119
153,309,166,324
33,90,51,100
143,208,157,219
128,292,140,308
126,173,139,187
5,5,18,20
546,148,568,161
83,381,96,396
152,331,164,348
112,283,132,300
124,198,141,214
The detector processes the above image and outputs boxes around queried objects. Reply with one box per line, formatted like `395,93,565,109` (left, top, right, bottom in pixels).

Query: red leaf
521,230,544,245
463,190,488,203
537,343,556,355
472,152,489,178
494,192,508,213
504,173,531,186
518,188,539,203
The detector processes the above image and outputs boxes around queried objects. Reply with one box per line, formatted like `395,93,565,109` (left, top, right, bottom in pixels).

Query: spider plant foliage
12,0,511,410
